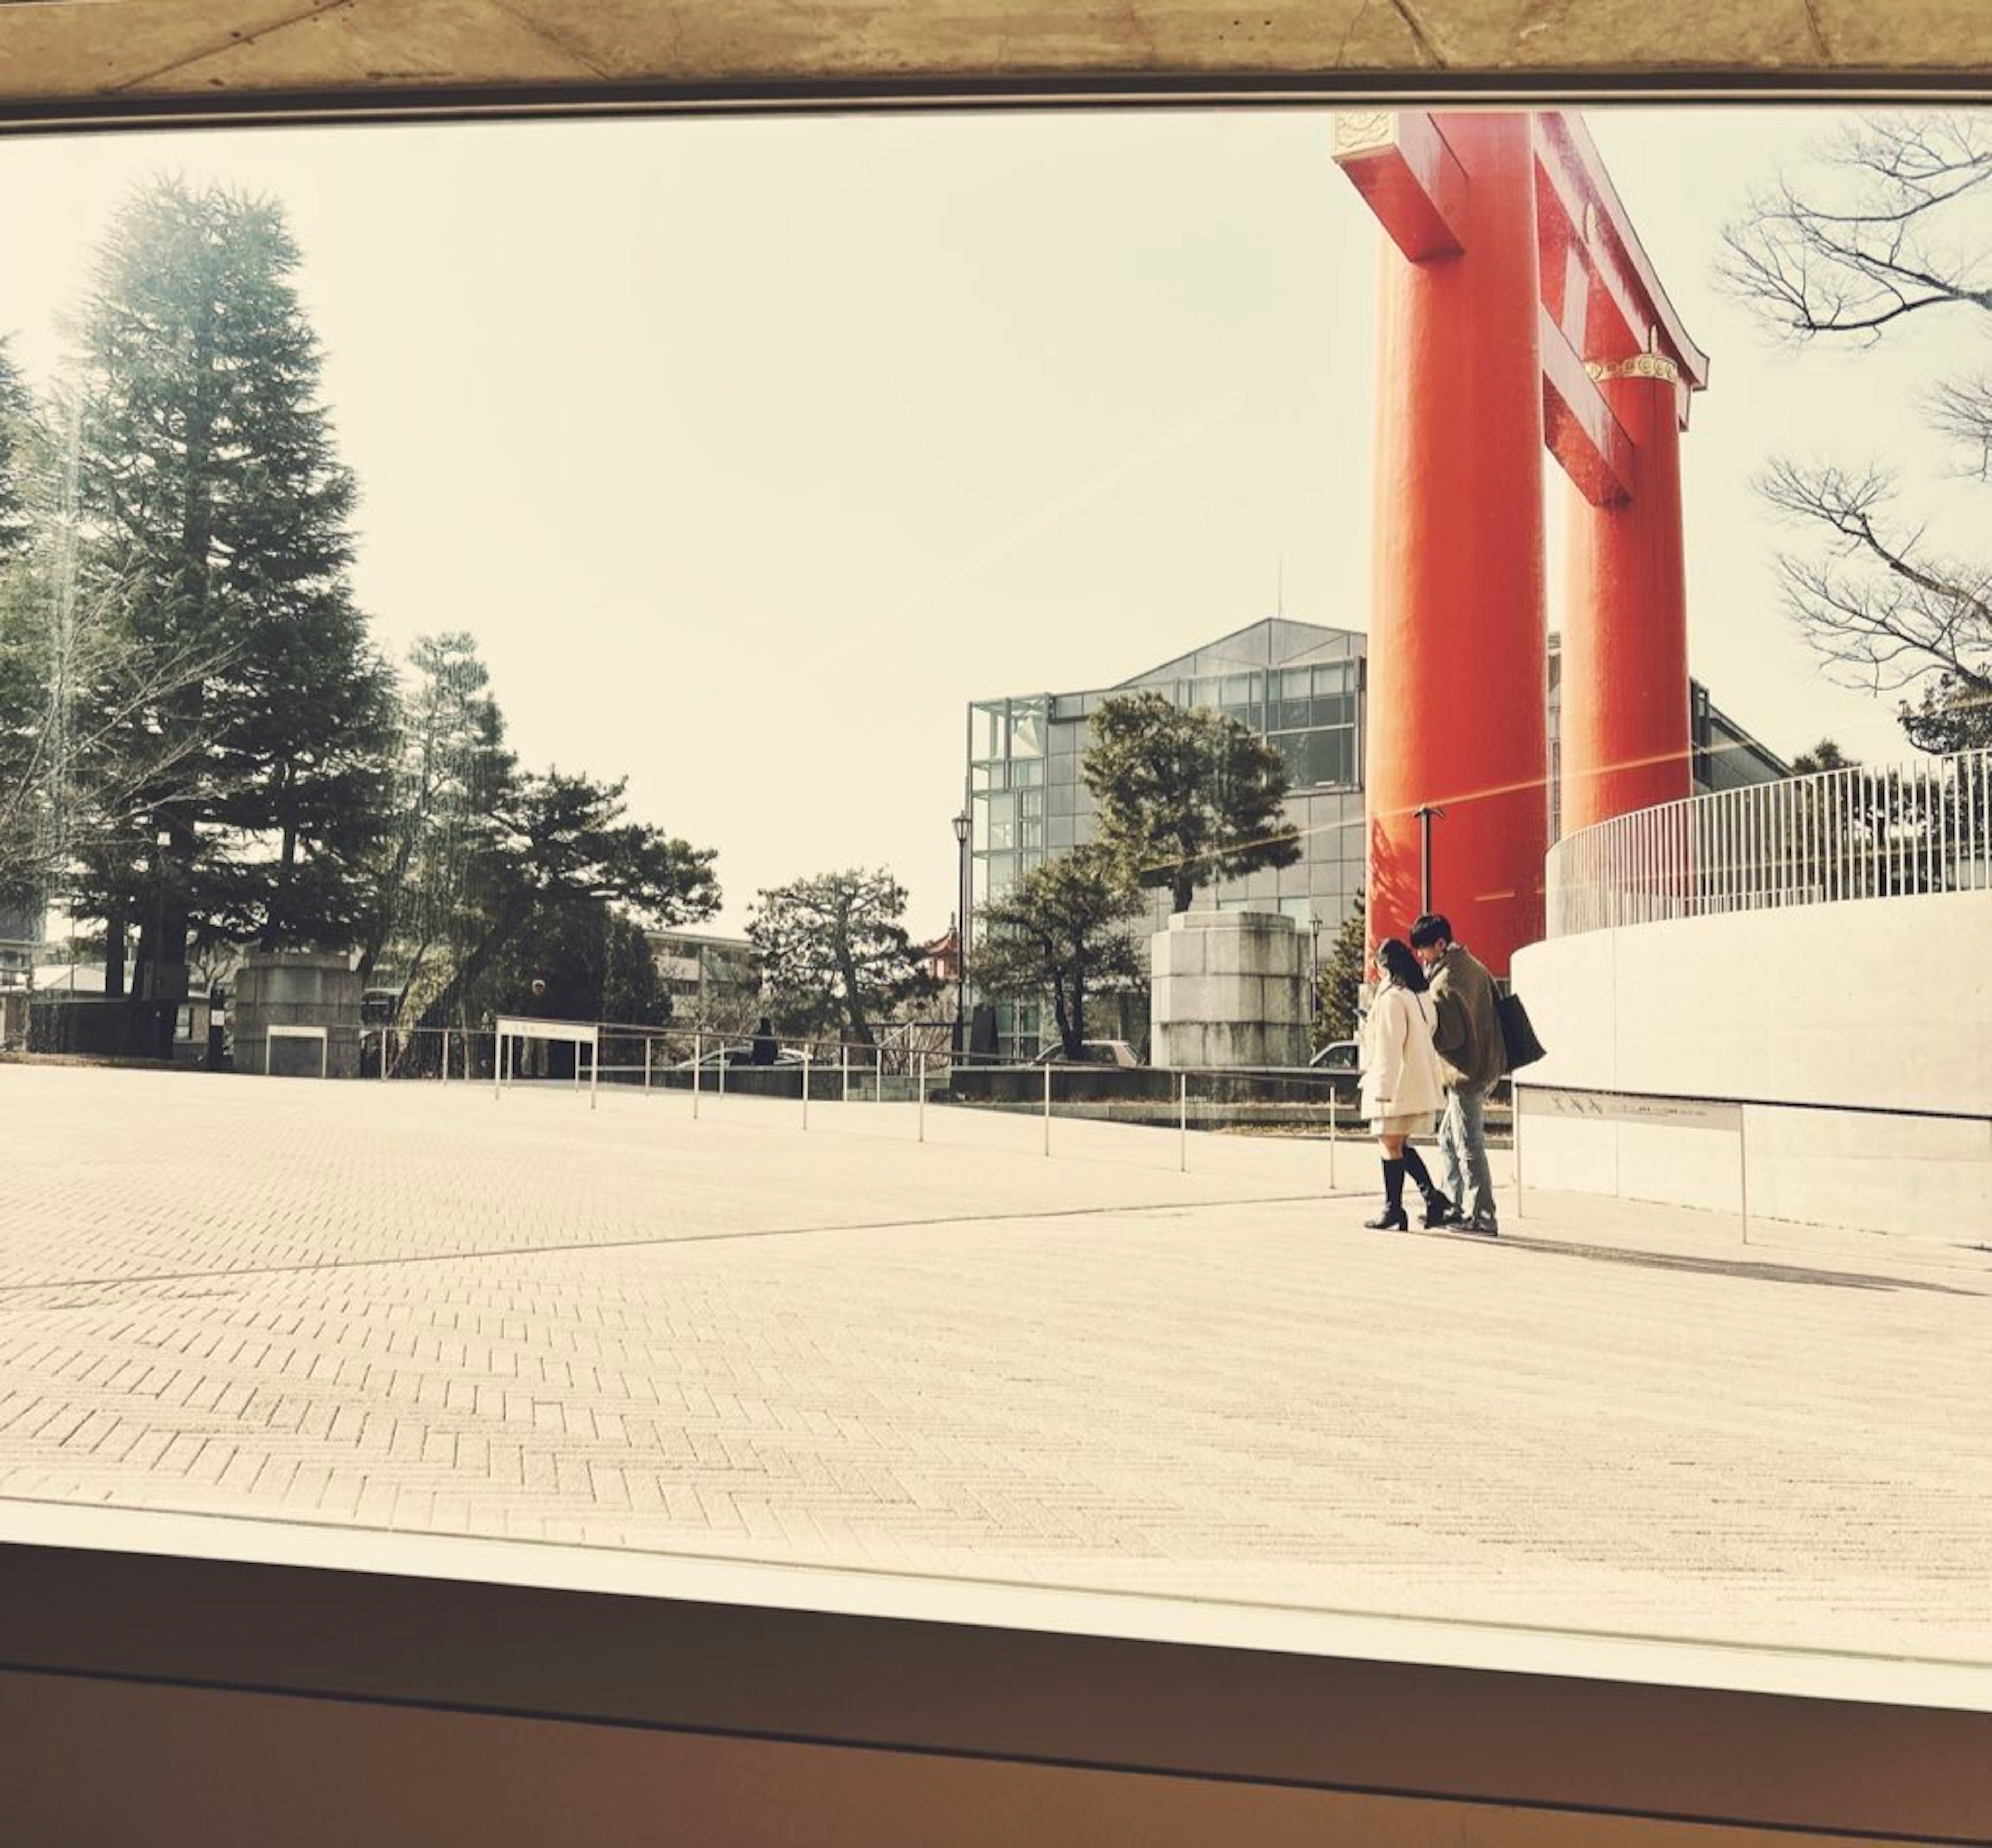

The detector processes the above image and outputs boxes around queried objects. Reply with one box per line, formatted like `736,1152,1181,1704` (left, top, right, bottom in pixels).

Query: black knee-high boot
1364,1157,1408,1230
1400,1144,1456,1226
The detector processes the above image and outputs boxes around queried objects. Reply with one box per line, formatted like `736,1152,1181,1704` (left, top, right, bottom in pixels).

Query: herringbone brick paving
2,1064,1987,1660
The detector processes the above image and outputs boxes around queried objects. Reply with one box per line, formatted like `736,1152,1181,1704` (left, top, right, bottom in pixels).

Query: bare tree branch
1926,370,1992,479
1717,113,1992,344
1759,459,1992,699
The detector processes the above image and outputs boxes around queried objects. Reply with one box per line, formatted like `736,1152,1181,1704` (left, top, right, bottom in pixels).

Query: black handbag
1496,990,1546,1071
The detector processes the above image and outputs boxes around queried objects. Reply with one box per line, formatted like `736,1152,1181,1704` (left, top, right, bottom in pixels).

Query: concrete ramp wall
1510,892,1992,1239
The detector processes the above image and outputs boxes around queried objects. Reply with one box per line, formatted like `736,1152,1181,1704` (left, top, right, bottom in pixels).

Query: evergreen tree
1313,892,1366,1047
1083,690,1302,913
348,633,717,1059
972,844,1144,1059
1789,739,1858,775
62,177,397,1008
410,768,718,1036
747,868,935,1046
1901,674,1992,754
453,901,672,1077
361,631,514,996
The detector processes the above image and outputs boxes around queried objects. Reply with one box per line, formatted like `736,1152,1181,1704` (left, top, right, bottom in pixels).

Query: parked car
1309,1039,1359,1072
672,1044,804,1071
1031,1039,1141,1067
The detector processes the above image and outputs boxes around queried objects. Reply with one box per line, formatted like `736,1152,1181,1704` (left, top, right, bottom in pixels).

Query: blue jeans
1439,1082,1496,1221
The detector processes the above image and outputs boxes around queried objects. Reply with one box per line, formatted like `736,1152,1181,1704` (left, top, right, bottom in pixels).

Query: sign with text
1517,1086,1741,1133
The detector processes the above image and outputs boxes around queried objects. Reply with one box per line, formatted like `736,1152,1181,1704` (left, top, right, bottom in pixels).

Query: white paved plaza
2,1063,1987,1661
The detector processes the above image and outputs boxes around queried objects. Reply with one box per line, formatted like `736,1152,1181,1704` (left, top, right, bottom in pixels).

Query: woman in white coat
1358,937,1456,1230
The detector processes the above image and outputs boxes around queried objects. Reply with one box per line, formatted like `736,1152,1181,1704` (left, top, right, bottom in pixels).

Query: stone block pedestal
233,951,362,1078
1150,910,1309,1069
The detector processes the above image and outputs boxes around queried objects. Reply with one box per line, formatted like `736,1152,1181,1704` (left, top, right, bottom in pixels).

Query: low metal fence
342,1019,1513,1182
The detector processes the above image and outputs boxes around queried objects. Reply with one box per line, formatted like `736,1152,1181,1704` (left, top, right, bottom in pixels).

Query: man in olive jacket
1409,913,1506,1235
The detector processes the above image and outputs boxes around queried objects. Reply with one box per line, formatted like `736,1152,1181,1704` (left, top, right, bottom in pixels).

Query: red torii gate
1334,109,1708,976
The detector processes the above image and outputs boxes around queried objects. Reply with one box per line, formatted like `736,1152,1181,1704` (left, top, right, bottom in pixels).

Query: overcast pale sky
3,106,1981,939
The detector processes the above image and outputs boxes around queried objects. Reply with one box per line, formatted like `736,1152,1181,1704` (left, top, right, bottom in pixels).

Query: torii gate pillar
1336,109,1707,976
1355,110,1547,977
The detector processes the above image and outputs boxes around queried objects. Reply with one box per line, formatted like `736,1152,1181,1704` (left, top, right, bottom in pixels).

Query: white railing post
1513,1079,1524,1221
1043,1062,1052,1157
802,1044,810,1131
1738,1104,1750,1248
693,1030,702,1120
918,1051,927,1144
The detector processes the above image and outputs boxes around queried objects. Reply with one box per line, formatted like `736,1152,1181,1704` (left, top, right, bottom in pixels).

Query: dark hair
1408,913,1454,950
1377,937,1428,992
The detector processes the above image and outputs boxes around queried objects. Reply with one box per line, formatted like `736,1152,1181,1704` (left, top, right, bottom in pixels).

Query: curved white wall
1510,892,1992,1239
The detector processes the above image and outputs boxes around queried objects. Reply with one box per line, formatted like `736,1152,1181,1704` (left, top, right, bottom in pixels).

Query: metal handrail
1546,747,1992,937
1515,1078,1990,1126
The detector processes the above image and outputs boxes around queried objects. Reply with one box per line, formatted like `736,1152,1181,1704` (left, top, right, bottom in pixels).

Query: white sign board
493,1016,601,1110
265,1023,329,1079
1517,1085,1741,1134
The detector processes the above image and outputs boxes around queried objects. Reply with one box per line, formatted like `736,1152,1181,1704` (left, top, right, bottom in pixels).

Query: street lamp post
952,808,971,1059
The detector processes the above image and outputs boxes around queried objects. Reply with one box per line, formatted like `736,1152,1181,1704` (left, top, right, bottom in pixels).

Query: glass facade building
967,620,1368,1058
969,617,1789,1061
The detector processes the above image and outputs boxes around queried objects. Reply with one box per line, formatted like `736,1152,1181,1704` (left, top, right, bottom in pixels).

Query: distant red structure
920,924,961,989
1335,109,1707,975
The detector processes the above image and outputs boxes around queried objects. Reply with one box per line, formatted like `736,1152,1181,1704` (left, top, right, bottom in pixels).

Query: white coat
1359,983,1445,1122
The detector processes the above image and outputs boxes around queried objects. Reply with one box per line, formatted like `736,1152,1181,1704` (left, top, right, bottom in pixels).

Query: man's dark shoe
1421,1192,1461,1229
1460,1212,1500,1237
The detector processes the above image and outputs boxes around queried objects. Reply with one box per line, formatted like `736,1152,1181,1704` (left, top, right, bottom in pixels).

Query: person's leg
1405,1135,1459,1226
1459,1083,1497,1226
1399,1141,1429,1190
1399,1140,1447,1213
1438,1090,1467,1205
1366,1135,1408,1228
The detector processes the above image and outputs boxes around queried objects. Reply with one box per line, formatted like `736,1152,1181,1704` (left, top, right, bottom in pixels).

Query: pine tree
1083,690,1303,913
972,844,1144,1058
748,868,936,1046
63,177,397,1012
1314,892,1366,1047
410,768,720,1037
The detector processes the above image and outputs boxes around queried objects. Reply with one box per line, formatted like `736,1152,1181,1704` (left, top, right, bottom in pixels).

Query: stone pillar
1150,911,1310,1070
232,950,362,1078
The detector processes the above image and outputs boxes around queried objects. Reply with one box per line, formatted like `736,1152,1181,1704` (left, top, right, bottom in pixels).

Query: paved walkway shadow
1419,1226,1984,1295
